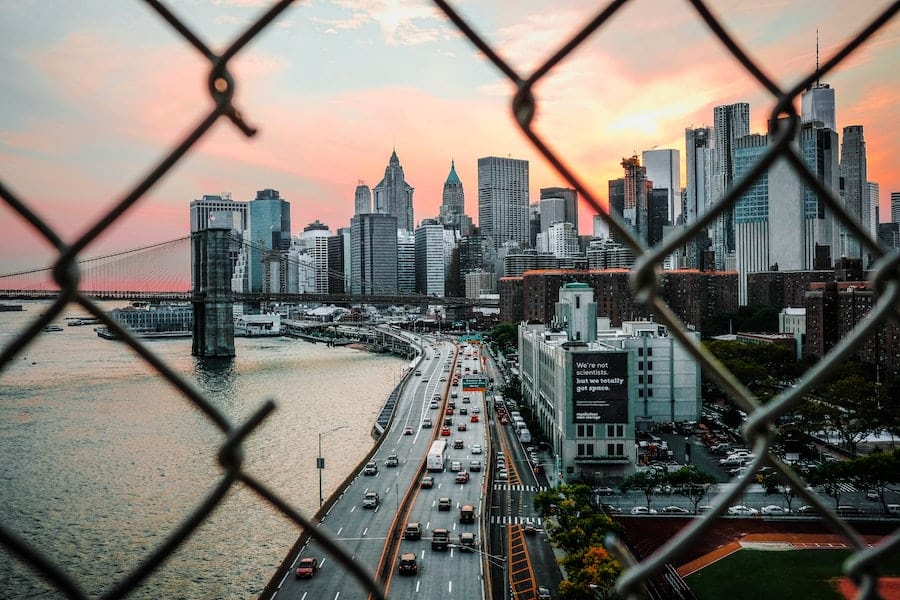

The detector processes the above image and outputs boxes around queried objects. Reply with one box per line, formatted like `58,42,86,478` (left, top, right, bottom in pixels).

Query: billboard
571,352,628,423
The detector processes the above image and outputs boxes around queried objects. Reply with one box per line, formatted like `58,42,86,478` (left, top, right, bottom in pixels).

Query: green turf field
687,548,900,600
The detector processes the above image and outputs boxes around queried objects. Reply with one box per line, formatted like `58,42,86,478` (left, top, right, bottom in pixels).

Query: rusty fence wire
1,0,899,599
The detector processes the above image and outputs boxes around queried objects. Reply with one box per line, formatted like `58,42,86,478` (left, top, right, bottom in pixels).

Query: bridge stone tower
192,227,235,357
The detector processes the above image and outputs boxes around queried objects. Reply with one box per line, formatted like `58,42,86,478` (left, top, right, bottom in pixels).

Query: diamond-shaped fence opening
1,0,899,599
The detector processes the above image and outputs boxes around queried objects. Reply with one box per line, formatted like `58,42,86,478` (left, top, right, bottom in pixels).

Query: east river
0,301,407,599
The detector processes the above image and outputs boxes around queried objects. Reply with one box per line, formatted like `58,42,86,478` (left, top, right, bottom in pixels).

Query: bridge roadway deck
269,339,495,599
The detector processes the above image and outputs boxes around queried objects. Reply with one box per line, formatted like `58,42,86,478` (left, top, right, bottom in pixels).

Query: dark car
295,557,318,578
398,552,418,575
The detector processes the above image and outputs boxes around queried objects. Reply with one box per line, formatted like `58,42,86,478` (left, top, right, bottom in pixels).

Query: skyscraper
415,219,446,297
642,149,681,224
397,230,416,294
354,181,372,215
440,160,464,216
839,125,868,260
478,156,530,250
713,102,751,269
621,155,651,245
892,191,900,224
801,83,836,131
539,187,578,234
684,127,714,268
350,213,398,295
867,182,880,242
373,149,414,232
248,188,291,293
189,193,247,292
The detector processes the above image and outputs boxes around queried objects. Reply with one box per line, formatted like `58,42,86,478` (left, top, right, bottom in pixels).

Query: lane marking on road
277,570,289,589
362,528,368,536
336,527,343,536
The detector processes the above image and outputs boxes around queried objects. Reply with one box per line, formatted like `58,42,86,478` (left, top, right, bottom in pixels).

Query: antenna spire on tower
816,29,820,86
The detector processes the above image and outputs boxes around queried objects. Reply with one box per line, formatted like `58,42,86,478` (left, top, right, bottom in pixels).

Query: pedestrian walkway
490,515,544,525
493,484,548,492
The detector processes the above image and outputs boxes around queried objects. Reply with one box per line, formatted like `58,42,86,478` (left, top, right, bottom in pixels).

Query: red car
470,414,479,423
455,471,470,484
440,427,451,436
445,407,454,415
295,557,318,578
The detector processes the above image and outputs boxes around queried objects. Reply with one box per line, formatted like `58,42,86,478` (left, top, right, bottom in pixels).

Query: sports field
687,548,900,600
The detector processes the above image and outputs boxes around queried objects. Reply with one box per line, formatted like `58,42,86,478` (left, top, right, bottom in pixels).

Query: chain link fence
2,1,899,599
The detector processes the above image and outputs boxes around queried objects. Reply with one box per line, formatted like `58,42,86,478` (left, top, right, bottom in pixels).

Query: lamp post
317,425,349,507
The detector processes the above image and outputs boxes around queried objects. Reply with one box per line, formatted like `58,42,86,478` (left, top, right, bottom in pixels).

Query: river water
0,301,407,599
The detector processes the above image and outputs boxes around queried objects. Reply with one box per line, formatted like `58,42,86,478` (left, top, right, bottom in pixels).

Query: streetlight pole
317,425,349,507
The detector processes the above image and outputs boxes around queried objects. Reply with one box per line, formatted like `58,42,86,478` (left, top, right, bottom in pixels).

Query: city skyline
2,0,898,274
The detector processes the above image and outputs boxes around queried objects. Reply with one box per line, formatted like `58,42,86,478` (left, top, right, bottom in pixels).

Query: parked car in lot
760,505,790,515
837,505,866,516
630,506,658,515
295,557,318,578
727,505,758,516
661,505,690,514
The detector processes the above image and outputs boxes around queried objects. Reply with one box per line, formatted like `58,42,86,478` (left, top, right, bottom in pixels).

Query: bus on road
426,440,448,472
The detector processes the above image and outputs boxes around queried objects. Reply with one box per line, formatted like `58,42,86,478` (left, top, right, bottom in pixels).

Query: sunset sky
1,0,898,275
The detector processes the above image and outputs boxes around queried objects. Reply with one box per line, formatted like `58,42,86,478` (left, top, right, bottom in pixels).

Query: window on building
648,361,653,370
647,348,653,356
638,375,644,384
648,374,653,384
606,424,624,437
575,295,581,309
577,443,594,456
638,388,643,397
638,347,643,357
638,361,644,370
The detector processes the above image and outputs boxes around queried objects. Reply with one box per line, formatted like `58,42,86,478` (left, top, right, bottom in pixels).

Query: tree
760,469,799,512
558,546,620,600
668,466,717,513
489,322,518,354
500,373,522,404
620,470,667,509
807,460,854,509
820,375,881,457
847,450,900,514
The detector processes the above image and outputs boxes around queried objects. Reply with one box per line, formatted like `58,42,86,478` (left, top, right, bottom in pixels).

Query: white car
661,505,690,514
471,444,483,454
630,506,658,515
727,505,758,516
760,505,790,515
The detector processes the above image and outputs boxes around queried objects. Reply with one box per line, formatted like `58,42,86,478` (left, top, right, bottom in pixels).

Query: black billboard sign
572,352,628,423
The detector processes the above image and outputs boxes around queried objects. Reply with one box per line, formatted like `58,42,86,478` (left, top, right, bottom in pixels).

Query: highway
271,338,457,599
386,343,491,600
269,337,564,600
